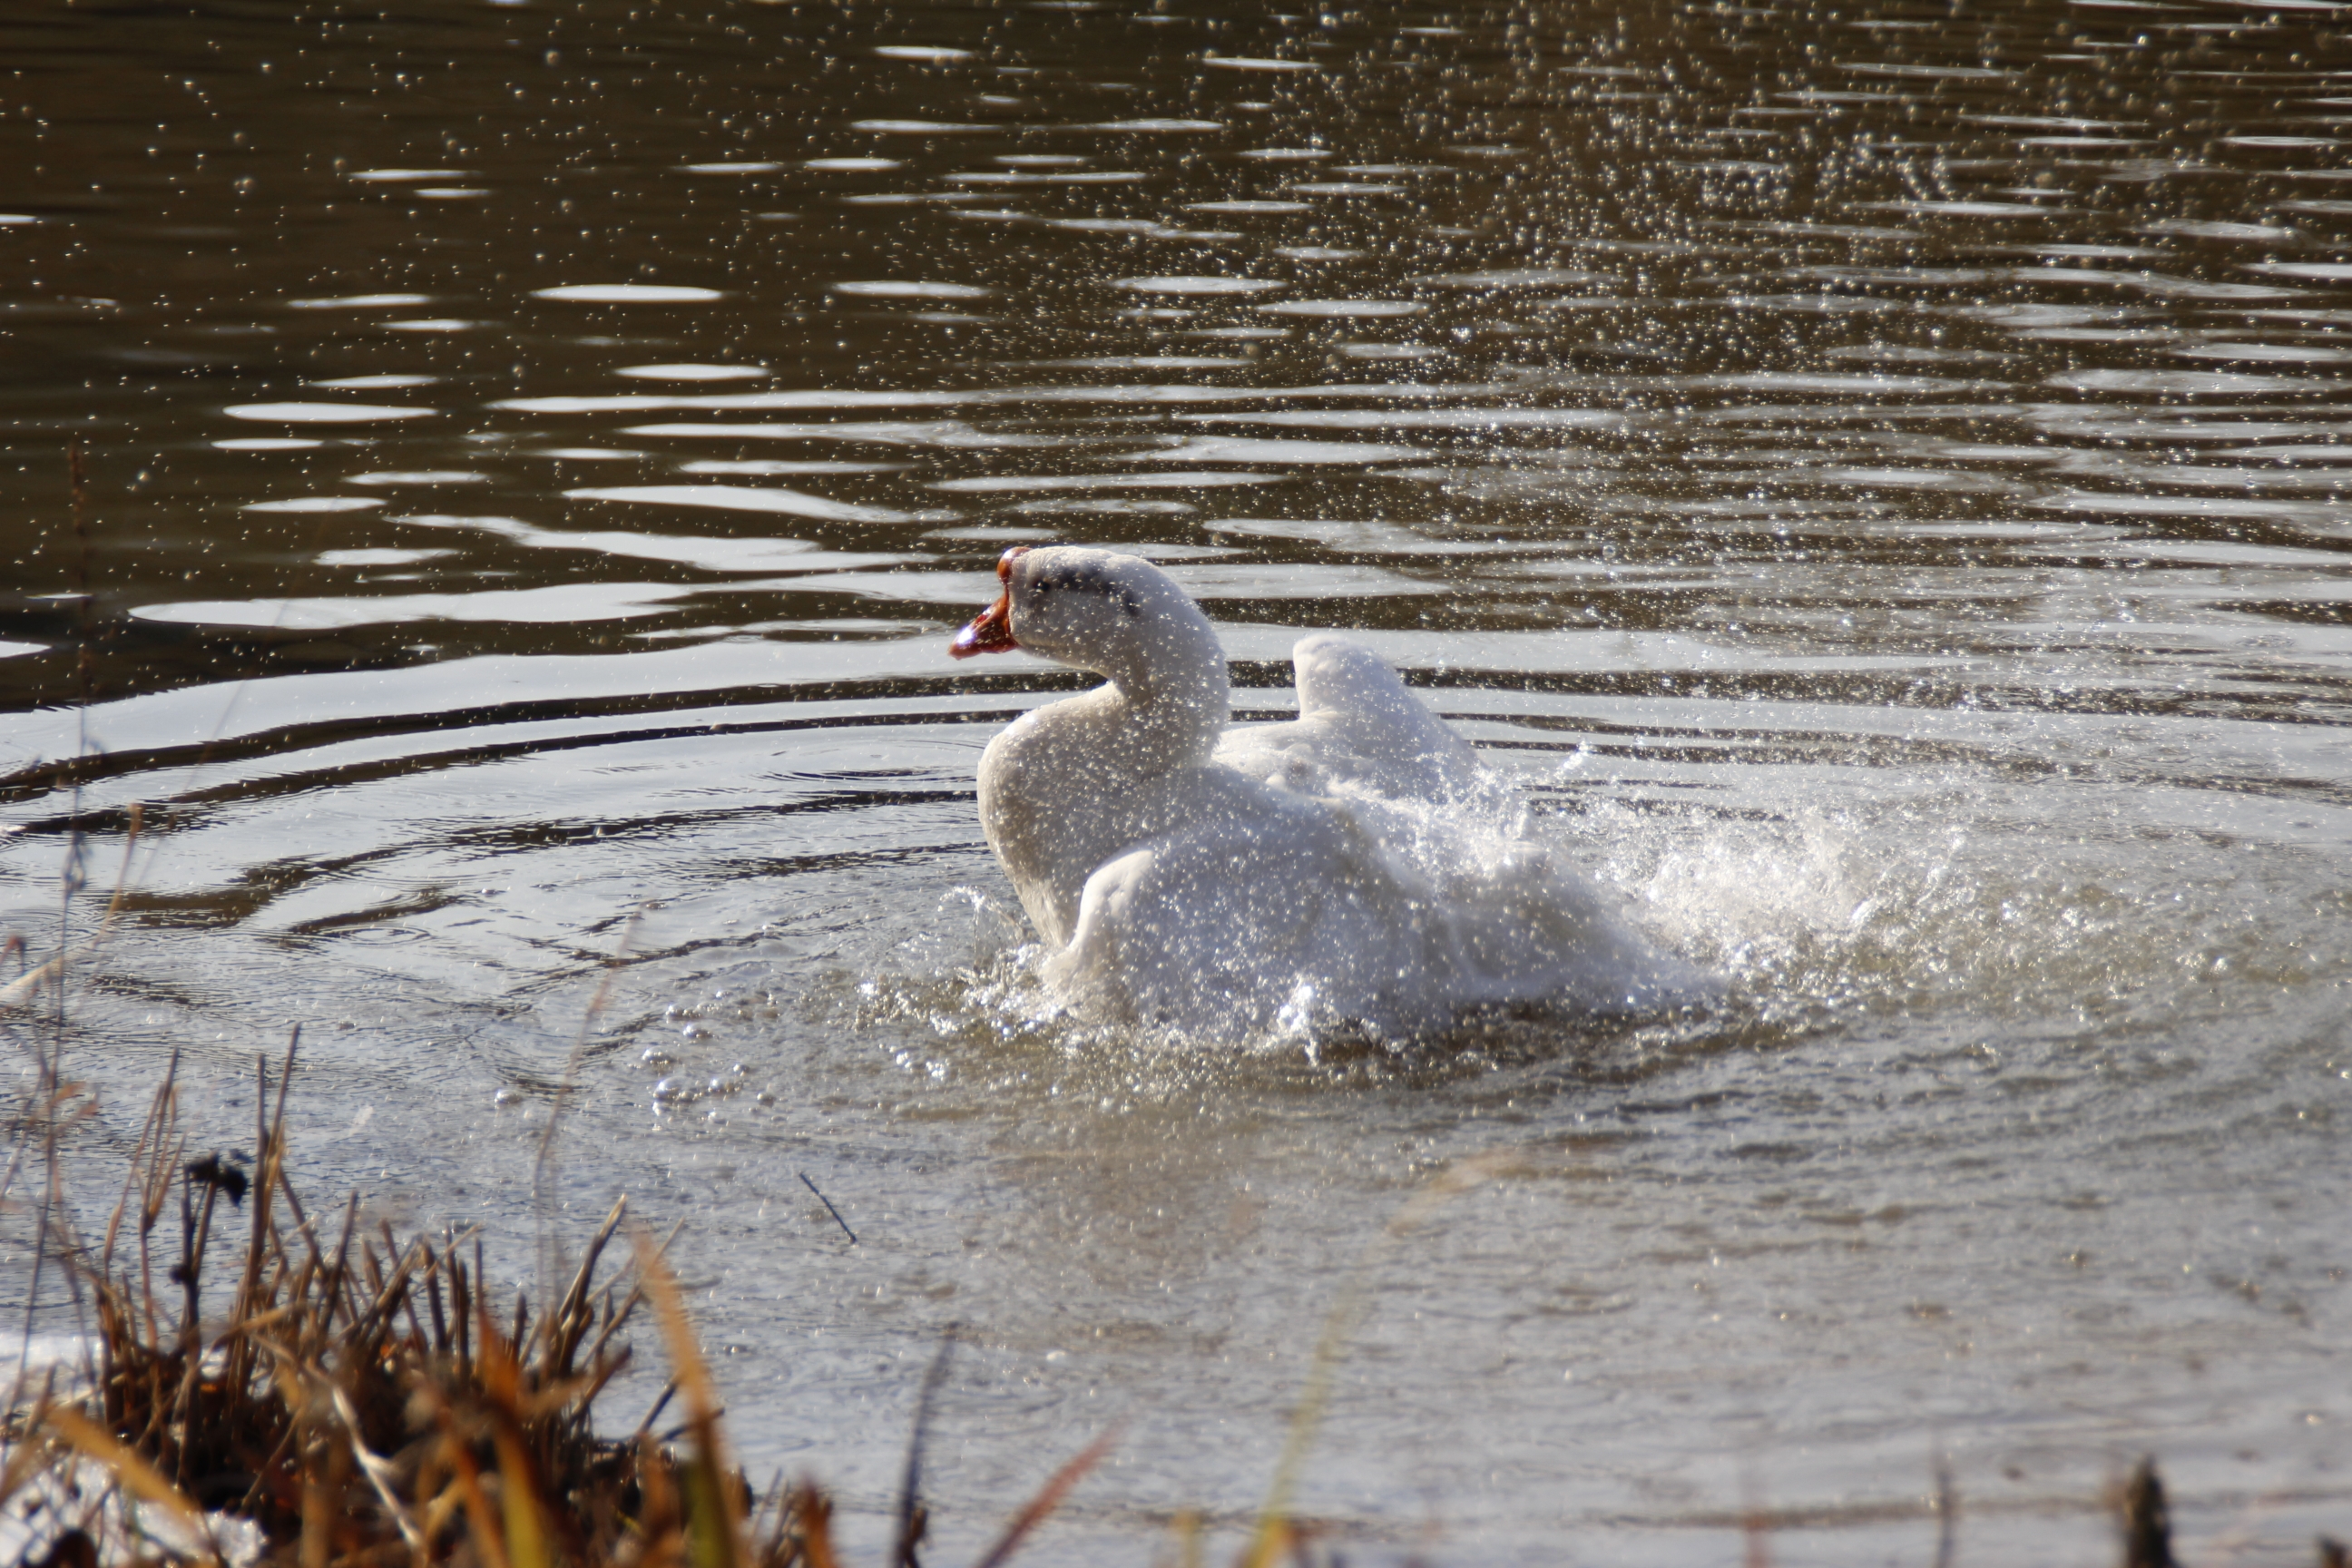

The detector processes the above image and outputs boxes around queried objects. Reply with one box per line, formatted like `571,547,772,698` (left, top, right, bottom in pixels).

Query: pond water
5,0,2351,1561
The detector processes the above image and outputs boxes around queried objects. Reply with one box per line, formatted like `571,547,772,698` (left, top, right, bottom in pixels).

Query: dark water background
5,0,2352,1561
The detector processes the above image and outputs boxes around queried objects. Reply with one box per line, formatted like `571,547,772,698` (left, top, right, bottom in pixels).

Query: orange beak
949,546,1027,660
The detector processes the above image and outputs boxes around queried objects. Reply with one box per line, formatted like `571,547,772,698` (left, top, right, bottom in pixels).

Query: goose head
952,546,1220,674
950,545,1230,752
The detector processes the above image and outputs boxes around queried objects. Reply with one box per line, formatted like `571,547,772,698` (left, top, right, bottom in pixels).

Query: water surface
4,1,2350,1562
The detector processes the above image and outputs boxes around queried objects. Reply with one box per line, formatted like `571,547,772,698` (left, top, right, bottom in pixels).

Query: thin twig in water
799,1171,858,1244
633,1377,679,1442
894,1325,959,1568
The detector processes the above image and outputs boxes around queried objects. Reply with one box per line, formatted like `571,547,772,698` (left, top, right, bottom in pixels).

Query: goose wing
1217,634,1484,803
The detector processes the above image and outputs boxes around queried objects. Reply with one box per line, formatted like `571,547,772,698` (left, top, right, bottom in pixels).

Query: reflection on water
4,0,2351,1562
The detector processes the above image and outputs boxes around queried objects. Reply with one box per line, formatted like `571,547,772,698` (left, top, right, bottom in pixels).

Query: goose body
950,546,1716,1037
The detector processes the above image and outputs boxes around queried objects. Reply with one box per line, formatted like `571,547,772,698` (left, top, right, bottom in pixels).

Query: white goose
950,545,1717,1037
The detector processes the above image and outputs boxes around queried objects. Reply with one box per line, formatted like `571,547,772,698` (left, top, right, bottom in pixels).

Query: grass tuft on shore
0,1045,844,1568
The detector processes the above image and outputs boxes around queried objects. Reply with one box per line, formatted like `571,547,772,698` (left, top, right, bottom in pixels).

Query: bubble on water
1009,497,1198,516
1414,269,1609,289
226,402,435,424
1188,200,1310,214
846,119,991,133
1254,299,1424,318
1088,119,1226,132
530,284,724,303
1113,275,1285,295
284,292,437,307
1119,435,1426,464
1203,56,1319,74
243,496,385,513
616,362,771,380
833,279,993,299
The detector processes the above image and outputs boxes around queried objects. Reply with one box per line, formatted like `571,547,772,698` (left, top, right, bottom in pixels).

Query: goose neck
1097,642,1228,772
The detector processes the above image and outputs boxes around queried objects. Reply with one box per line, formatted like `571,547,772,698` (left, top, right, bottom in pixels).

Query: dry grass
0,1043,1106,1568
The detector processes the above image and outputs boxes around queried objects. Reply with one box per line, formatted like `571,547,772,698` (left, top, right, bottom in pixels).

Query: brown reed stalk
0,1057,840,1568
